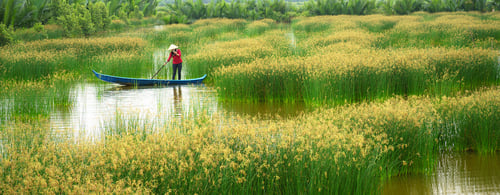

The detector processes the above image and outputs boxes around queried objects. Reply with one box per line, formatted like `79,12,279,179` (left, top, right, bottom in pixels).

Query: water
50,83,215,138
49,82,305,138
382,152,500,194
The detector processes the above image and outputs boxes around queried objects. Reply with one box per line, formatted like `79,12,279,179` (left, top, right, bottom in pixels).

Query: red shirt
167,49,183,64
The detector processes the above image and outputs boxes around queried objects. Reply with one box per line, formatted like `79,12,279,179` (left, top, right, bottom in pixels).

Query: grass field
0,12,499,194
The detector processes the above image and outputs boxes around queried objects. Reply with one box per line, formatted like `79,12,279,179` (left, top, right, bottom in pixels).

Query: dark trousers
172,63,182,80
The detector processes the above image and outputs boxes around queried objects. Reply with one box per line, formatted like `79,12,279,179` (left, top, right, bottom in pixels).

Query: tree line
0,0,157,42
1,0,499,39
160,0,498,23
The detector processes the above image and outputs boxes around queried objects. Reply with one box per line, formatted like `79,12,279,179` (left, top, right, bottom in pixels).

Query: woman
166,44,183,80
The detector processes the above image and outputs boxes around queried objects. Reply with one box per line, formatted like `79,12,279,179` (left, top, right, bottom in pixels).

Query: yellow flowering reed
191,18,247,28
293,15,358,33
246,21,270,34
377,13,500,48
245,19,276,36
215,46,497,104
0,36,150,80
8,37,146,54
1,12,499,195
435,87,500,153
188,38,275,78
2,86,499,193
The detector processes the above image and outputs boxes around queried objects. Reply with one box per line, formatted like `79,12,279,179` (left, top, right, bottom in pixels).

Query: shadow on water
382,152,500,194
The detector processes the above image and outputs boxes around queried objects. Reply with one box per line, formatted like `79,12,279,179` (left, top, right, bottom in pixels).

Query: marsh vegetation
1,12,500,194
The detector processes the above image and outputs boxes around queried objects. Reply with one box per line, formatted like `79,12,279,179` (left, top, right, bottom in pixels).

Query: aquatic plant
187,38,275,79
0,12,499,195
215,46,497,104
0,72,78,118
2,87,498,194
245,19,275,36
0,37,151,80
375,13,500,48
436,87,500,154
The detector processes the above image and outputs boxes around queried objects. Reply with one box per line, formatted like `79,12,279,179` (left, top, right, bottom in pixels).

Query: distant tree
0,23,13,46
1,0,17,26
0,0,51,27
393,0,423,14
348,0,376,14
305,0,343,15
489,0,500,11
424,0,445,12
472,0,488,11
77,4,96,36
89,1,111,31
106,0,124,16
378,0,396,15
148,0,160,16
444,0,466,11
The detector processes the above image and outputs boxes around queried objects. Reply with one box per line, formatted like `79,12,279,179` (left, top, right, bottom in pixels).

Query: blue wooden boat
92,70,207,86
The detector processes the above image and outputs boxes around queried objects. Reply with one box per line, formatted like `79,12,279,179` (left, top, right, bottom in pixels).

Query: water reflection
49,83,218,139
382,152,500,194
48,80,311,139
173,85,183,117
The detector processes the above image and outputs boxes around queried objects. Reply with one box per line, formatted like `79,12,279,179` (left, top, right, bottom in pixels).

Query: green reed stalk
144,26,193,47
436,88,500,154
3,88,499,194
216,47,498,105
375,15,500,49
0,78,75,119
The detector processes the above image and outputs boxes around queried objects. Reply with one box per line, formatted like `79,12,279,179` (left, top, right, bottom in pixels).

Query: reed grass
0,72,78,117
245,19,276,36
109,19,128,31
0,50,76,80
0,99,412,194
144,24,192,47
4,86,499,194
7,37,146,54
292,16,337,33
190,18,247,41
357,18,398,33
0,37,152,80
187,38,275,80
375,13,500,48
212,13,499,104
144,19,248,49
11,24,64,42
0,12,499,194
215,46,498,104
191,18,247,30
90,50,154,78
436,87,500,154
2,83,499,194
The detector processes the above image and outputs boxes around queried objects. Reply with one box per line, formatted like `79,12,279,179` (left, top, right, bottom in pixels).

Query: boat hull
93,70,207,86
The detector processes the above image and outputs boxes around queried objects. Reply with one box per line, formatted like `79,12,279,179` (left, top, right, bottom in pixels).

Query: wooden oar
151,62,167,79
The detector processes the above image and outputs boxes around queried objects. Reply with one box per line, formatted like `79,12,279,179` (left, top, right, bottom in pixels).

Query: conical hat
168,44,178,50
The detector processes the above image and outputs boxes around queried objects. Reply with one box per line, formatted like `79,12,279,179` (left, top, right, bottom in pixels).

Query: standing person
166,44,183,80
